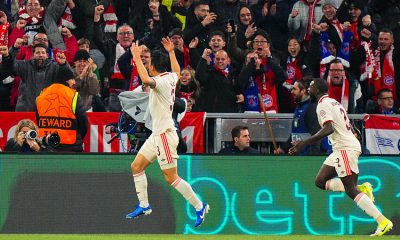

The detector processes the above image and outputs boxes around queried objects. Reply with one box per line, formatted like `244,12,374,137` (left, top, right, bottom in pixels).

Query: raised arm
130,42,155,88
161,37,180,79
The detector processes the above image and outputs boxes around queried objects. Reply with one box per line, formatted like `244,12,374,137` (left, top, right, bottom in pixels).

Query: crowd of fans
0,0,399,116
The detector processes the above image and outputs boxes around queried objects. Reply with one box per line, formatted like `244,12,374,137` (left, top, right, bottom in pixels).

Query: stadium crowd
0,0,399,115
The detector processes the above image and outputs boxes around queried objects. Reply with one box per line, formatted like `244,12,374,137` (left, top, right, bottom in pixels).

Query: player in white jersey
125,38,209,227
289,78,393,236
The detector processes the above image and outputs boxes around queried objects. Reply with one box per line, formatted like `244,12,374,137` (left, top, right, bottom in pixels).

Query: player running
289,78,393,237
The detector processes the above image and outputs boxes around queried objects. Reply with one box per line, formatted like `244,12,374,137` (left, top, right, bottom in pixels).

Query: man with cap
73,49,100,112
36,67,88,152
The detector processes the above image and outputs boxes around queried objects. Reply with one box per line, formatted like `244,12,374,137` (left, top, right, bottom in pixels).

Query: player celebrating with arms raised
289,78,393,236
125,38,209,227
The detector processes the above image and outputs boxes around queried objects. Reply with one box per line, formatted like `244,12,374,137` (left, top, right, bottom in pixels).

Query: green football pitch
0,235,398,240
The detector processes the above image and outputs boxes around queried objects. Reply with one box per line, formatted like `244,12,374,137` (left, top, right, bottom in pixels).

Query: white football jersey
317,95,361,152
149,72,177,134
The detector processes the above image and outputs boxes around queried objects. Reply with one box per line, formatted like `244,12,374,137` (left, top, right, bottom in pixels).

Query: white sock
133,171,149,208
354,193,382,221
171,177,203,211
325,178,345,192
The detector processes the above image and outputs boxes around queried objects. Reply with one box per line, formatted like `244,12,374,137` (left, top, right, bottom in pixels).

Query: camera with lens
24,130,38,140
40,132,61,148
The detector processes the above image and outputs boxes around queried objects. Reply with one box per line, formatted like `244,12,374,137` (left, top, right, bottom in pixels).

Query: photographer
4,119,42,152
36,67,88,152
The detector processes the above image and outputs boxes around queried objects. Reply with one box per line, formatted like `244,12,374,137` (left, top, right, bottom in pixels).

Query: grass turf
0,235,398,240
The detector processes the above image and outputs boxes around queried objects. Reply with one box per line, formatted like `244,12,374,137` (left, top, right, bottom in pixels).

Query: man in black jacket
219,125,259,154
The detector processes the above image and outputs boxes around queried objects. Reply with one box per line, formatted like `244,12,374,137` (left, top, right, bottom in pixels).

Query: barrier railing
204,113,367,153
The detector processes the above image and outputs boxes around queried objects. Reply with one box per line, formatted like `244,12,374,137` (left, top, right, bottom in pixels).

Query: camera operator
4,119,42,152
36,67,88,152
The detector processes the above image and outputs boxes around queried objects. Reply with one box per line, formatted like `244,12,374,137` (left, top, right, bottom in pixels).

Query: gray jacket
43,0,68,50
288,0,324,41
4,48,70,111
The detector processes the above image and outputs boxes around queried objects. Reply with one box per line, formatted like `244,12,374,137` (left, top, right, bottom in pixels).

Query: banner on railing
0,112,205,153
365,114,400,154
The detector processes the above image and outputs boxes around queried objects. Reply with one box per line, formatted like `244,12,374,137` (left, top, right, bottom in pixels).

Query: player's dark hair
151,50,168,73
231,125,249,140
312,78,329,94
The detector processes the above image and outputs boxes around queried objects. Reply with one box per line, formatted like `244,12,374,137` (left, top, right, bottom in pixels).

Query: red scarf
330,19,343,42
327,76,349,111
18,6,44,25
350,20,360,50
0,22,10,46
303,0,320,42
214,66,229,77
129,58,140,91
255,58,278,112
370,46,396,100
183,45,191,68
359,41,375,82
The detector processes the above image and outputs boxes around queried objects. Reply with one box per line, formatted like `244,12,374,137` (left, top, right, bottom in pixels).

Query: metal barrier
204,113,366,153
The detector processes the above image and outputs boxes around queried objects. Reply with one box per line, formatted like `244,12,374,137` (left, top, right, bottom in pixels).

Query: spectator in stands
0,43,70,112
36,67,88,152
368,0,400,47
4,119,43,152
8,0,68,50
235,31,286,113
183,1,216,50
307,0,351,78
177,66,201,112
13,30,78,65
365,29,399,106
325,58,361,113
169,28,192,69
219,125,259,154
140,0,182,49
73,49,100,112
0,42,12,110
367,88,399,115
78,38,106,74
196,48,239,112
279,37,312,113
346,0,377,107
72,0,115,48
235,6,257,50
253,0,290,52
205,31,227,64
209,0,244,33
287,0,324,48
117,44,152,92
274,78,330,155
94,4,136,112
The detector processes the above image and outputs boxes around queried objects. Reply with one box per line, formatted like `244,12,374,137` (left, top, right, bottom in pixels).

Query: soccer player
289,78,393,236
125,38,209,227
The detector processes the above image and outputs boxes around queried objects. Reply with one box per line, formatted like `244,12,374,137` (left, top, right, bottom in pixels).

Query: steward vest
36,83,78,144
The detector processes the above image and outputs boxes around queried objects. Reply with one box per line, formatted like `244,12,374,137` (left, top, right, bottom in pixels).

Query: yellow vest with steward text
36,83,79,144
